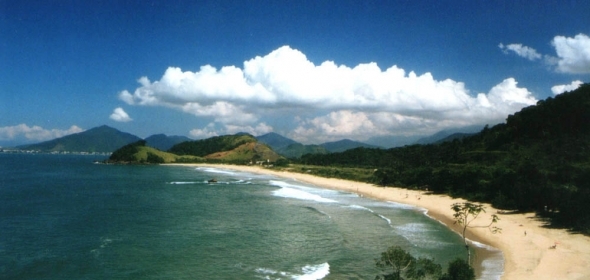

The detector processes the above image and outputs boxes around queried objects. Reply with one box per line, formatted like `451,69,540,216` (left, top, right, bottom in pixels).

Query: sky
1,0,589,147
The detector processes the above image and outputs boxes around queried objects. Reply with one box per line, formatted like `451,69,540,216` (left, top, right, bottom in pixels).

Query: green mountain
167,134,283,163
256,132,297,149
256,132,329,158
300,83,590,232
144,134,192,151
320,139,381,153
278,143,329,159
414,125,482,145
108,140,202,163
18,125,141,153
169,134,256,156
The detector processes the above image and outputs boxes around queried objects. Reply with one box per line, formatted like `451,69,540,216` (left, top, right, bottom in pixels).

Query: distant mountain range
16,126,192,154
17,125,141,153
108,134,282,164
413,125,483,145
319,139,381,153
144,134,192,151
255,132,329,158
13,123,482,156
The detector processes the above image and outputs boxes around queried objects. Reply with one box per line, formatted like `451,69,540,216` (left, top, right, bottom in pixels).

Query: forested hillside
299,83,590,233
168,134,258,156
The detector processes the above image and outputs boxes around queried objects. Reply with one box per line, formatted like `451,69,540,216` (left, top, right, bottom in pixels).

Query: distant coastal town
0,148,111,156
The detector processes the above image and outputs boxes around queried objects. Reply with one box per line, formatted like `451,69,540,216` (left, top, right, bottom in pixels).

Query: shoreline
170,163,590,279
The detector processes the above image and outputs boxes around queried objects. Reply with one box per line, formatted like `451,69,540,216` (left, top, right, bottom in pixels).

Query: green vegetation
297,83,590,233
168,134,257,157
278,143,329,159
108,133,282,165
109,140,147,162
108,140,202,163
375,246,474,280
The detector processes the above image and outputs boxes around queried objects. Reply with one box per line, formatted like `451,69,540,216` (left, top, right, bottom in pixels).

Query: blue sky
1,1,589,147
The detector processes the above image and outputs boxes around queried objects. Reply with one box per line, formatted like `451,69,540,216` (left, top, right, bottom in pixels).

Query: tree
375,246,441,280
451,202,501,264
146,152,165,163
438,258,475,280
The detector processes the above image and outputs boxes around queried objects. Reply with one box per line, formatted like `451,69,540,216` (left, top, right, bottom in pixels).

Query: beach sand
173,163,590,279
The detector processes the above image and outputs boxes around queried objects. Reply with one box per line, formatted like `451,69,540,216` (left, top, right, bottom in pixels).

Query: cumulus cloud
120,46,538,143
499,43,542,60
551,34,590,74
551,80,583,95
110,107,133,122
0,124,84,142
290,78,537,143
500,33,590,74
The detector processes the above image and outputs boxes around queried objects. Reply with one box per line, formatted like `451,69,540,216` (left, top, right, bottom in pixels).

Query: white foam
196,167,237,175
168,181,198,185
270,180,337,203
255,263,330,280
347,204,374,212
377,214,392,226
272,187,337,203
296,263,330,280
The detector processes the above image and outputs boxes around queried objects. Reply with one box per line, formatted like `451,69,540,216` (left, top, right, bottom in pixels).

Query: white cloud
551,34,590,74
120,46,538,143
290,78,537,143
500,34,590,74
189,123,219,139
0,124,84,142
551,80,583,95
499,43,542,60
109,107,133,122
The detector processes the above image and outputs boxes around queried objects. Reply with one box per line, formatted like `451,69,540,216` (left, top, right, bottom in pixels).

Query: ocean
0,154,502,279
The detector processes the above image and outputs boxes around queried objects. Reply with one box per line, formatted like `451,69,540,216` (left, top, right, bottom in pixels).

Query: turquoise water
0,154,502,279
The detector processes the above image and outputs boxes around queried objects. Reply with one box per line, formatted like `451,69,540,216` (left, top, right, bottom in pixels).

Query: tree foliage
375,246,476,280
168,134,257,156
438,258,475,280
375,246,442,280
108,140,146,162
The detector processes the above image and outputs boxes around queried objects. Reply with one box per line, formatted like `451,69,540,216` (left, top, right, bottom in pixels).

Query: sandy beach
173,163,590,279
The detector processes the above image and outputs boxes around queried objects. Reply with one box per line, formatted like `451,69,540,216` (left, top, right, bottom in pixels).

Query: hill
278,143,329,159
320,139,381,153
300,83,590,232
167,134,283,163
256,132,329,158
414,125,483,145
18,125,141,153
145,134,192,151
256,132,297,150
108,140,202,163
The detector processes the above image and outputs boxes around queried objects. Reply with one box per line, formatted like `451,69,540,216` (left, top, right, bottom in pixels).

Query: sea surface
0,154,503,279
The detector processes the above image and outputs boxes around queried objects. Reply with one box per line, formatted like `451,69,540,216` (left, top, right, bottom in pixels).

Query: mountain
365,135,423,148
168,134,283,162
144,134,192,151
108,140,202,163
256,132,298,150
414,125,483,145
433,132,475,144
320,139,381,153
256,132,329,158
278,143,329,159
18,125,141,153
